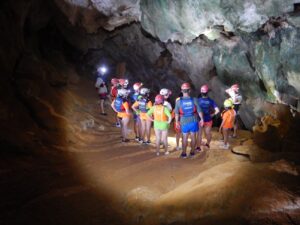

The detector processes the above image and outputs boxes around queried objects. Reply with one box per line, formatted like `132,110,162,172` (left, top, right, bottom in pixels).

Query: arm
131,102,139,114
194,98,204,126
111,100,118,113
219,119,225,133
165,108,172,124
174,100,181,128
146,107,154,122
211,106,220,118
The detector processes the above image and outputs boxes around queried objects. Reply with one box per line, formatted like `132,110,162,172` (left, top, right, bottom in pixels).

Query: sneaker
122,139,130,143
204,143,210,149
135,136,140,141
180,153,187,158
195,147,201,152
146,140,151,145
164,151,169,155
220,144,229,149
115,123,121,128
189,151,195,157
139,138,143,143
156,152,160,156
142,141,147,145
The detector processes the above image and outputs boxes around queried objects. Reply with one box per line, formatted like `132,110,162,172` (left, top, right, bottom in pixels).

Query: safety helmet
133,82,143,91
231,84,239,92
224,98,234,108
140,88,150,96
181,82,191,90
119,79,129,87
200,84,209,93
118,88,130,97
159,88,169,96
111,78,119,85
155,94,164,105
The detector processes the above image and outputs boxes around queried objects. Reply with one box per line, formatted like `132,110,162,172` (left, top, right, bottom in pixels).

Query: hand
176,122,181,130
199,120,204,127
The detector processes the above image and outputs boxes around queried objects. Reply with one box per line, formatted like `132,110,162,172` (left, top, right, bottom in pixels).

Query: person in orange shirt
132,88,153,144
111,88,131,142
219,99,236,149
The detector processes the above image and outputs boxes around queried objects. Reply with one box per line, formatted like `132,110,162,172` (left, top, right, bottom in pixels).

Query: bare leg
182,133,189,155
140,119,146,142
154,129,161,154
223,128,229,146
146,120,152,142
196,125,203,148
190,132,196,154
100,99,105,114
233,121,238,137
176,132,181,149
205,126,212,145
122,117,130,139
162,130,168,153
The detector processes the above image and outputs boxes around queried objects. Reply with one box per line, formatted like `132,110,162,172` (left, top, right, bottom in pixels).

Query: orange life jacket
153,105,168,122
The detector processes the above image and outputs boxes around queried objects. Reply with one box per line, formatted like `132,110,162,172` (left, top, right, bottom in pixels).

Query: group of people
95,76,242,158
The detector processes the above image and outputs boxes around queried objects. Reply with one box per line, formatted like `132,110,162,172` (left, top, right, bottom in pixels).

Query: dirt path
1,78,299,225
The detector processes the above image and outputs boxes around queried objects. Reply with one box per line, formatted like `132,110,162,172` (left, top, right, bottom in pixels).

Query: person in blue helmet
196,84,219,151
174,82,204,158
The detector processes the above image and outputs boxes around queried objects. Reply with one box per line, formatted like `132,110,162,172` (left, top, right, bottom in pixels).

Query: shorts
133,114,140,121
181,121,199,134
99,93,107,99
174,122,181,133
201,120,213,127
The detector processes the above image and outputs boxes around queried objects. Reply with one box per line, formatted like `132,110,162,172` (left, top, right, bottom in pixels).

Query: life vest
114,97,125,112
139,98,148,113
179,97,196,117
153,105,168,122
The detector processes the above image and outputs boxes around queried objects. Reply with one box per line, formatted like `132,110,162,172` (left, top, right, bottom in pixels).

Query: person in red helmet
196,84,219,151
118,78,129,89
95,75,108,115
174,82,204,158
147,94,172,156
225,83,242,138
110,78,121,127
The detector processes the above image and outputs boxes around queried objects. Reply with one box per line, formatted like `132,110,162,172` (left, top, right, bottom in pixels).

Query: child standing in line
219,99,236,149
131,82,143,141
132,88,153,144
147,95,172,156
110,78,121,127
173,92,183,150
111,88,131,142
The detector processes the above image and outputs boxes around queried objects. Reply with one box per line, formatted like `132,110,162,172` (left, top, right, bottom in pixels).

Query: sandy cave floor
1,78,300,225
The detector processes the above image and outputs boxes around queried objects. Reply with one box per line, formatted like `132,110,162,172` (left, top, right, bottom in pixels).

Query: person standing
219,99,236,149
175,83,204,158
110,78,120,127
111,88,131,142
132,88,153,144
131,82,143,141
196,84,219,151
147,95,172,156
95,75,108,115
225,84,242,138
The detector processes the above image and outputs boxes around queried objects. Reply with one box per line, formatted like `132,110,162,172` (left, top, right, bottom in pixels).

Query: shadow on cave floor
1,78,300,225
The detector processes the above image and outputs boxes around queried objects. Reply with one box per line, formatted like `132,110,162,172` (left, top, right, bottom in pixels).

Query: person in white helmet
159,88,173,112
95,75,108,115
111,88,131,142
131,82,143,141
225,84,242,138
132,87,153,144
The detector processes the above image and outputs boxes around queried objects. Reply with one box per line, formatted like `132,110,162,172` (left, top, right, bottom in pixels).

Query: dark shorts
133,114,140,122
99,93,107,100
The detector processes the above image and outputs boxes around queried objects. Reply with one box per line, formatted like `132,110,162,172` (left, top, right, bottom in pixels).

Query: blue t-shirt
198,97,217,122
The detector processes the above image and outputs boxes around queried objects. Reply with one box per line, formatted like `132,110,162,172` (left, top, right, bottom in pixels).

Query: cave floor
1,78,300,225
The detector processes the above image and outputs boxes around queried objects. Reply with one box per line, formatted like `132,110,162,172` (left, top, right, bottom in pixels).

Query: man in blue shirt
175,83,204,158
